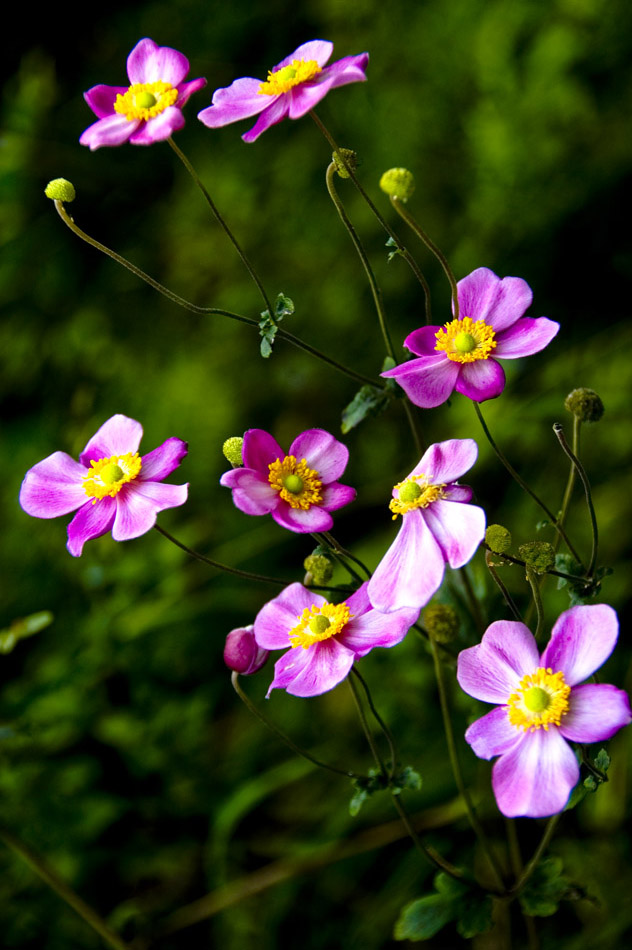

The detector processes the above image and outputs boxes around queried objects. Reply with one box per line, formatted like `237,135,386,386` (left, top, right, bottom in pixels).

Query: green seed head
222,437,244,467
135,91,157,109
45,178,76,202
423,603,460,643
283,474,304,494
303,553,334,585
485,524,512,555
379,167,415,201
518,541,556,574
454,332,476,354
309,615,331,635
524,686,550,713
564,388,604,423
101,462,124,485
398,480,422,504
332,148,358,179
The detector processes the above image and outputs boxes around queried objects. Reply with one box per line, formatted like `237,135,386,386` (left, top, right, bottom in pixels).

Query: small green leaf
594,748,610,772
519,857,569,917
394,894,456,941
349,769,387,816
341,385,391,433
565,781,588,809
456,893,494,939
385,236,404,263
391,765,422,795
274,293,294,319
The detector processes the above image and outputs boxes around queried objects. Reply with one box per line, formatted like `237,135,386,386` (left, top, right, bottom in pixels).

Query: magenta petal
80,415,143,466
127,38,190,87
464,707,522,760
272,504,333,533
541,604,619,686
277,40,334,70
455,359,505,402
495,317,560,358
220,469,278,515
492,729,579,818
560,684,632,743
79,115,138,150
320,482,356,512
84,85,128,118
197,78,267,127
289,429,349,482
242,429,285,473
141,437,187,480
339,605,418,657
112,482,188,541
457,621,539,703
368,510,445,612
67,498,116,557
176,76,207,107
382,355,459,409
422,500,485,569
129,106,184,144
286,53,368,120
412,438,478,484
403,326,442,357
443,485,473,503
255,584,325,650
242,95,290,142
269,639,355,697
457,268,532,332
20,452,87,518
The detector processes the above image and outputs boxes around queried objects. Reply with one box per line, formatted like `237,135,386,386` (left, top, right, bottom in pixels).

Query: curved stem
320,531,372,580
231,673,357,778
508,815,560,897
482,545,587,585
155,525,289,586
526,568,545,641
485,551,523,622
350,667,397,778
554,414,581,554
553,423,598,577
0,825,132,950
459,564,486,636
347,673,386,776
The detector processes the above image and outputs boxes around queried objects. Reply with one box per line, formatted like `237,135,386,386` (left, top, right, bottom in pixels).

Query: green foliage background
2,0,632,946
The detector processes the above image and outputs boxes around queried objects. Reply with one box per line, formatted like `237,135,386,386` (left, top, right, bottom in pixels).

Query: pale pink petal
79,114,138,150
67,498,117,557
129,106,184,144
197,78,268,128
242,95,290,143
443,485,473,503
382,355,459,409
412,438,478,484
457,621,539,703
464,707,522,759
268,639,355,697
80,415,143,466
84,85,128,118
560,684,632,743
20,452,88,518
127,38,190,86
345,583,372,617
541,605,619,685
422,500,485,569
494,318,560,358
141,437,187,480
220,469,278,515
455,359,505,402
255,583,325,650
492,728,579,818
272,503,333,533
276,40,334,70
289,429,349,483
339,605,418,657
457,269,533,333
320,482,356,511
242,429,285,473
111,481,188,541
368,509,445,612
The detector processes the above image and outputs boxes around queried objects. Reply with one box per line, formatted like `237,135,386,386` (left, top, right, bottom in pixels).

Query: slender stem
167,137,273,316
0,825,132,950
473,403,584,567
155,525,289,586
429,638,506,891
554,415,581,554
509,815,560,896
525,569,545,641
389,791,467,882
231,673,357,778
320,532,372,580
402,399,425,458
350,667,397,779
459,564,486,636
485,551,523,622
390,196,460,320
311,533,364,585
53,201,380,389
483,545,587,584
347,673,386,776
553,423,598,577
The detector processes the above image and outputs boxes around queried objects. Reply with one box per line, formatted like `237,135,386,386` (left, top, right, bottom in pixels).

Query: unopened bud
222,436,244,467
379,167,415,201
518,541,555,574
303,553,334,586
45,178,76,202
332,148,358,179
564,388,604,423
223,625,269,675
423,603,459,643
485,524,512,555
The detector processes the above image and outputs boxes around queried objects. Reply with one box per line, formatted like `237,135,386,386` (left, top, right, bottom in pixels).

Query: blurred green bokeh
2,0,632,947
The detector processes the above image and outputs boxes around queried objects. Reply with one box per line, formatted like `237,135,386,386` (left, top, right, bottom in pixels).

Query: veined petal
494,317,560,358
403,325,442,357
127,38,190,86
80,415,143,466
197,77,268,127
242,429,285,473
268,639,355,697
272,503,333,533
457,621,539,703
129,106,185,144
464,707,522,760
382,355,459,409
79,114,138,150
242,95,290,143
255,583,325,650
176,76,207,107
276,40,334,70
141,437,188,480
111,481,188,541
220,469,278,515
289,429,349,483
84,84,128,118
67,498,116,557
287,53,368,119
560,684,632,743
320,482,356,512
422,500,485,569
20,452,88,518
443,485,473,503
455,358,505,402
339,605,418,657
541,604,619,685
412,438,478,484
491,728,579,818
368,510,445,612
457,268,533,333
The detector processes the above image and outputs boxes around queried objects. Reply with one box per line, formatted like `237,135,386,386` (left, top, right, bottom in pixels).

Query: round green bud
222,437,244,467
379,167,415,201
564,388,604,423
303,553,334,586
485,524,512,555
423,603,460,643
44,178,76,202
332,148,358,179
518,541,556,574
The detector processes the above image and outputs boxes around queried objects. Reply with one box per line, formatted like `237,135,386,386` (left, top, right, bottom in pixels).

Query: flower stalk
553,423,598,577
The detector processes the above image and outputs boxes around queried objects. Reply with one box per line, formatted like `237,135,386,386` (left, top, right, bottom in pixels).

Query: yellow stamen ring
389,473,446,520
258,59,322,96
83,453,142,502
268,456,323,510
288,602,352,650
114,81,179,122
435,316,497,364
507,667,571,732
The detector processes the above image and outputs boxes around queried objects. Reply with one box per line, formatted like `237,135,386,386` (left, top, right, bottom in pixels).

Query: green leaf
391,765,422,795
349,769,387,816
594,748,610,772
258,294,292,358
394,894,456,941
519,857,569,917
385,236,404,263
456,893,494,939
341,384,391,433
274,293,294,319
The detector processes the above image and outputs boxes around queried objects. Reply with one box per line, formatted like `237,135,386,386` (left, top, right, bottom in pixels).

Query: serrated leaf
594,748,610,772
456,893,494,939
341,385,390,433
519,857,569,917
274,293,294,319
394,894,456,941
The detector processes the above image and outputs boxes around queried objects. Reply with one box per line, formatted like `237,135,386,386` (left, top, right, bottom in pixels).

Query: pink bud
223,625,269,675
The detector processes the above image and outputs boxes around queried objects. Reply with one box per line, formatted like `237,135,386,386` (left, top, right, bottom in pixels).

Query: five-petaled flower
19,414,188,556
382,267,560,407
197,40,368,143
368,439,485,612
80,37,206,150
457,605,631,818
254,581,418,697
220,428,355,533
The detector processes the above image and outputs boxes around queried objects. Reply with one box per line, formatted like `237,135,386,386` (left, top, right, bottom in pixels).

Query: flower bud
222,436,244,467
379,168,415,201
564,388,604,423
44,178,76,202
423,603,459,643
518,541,556,574
332,148,358,179
485,524,512,555
223,625,269,675
303,553,334,586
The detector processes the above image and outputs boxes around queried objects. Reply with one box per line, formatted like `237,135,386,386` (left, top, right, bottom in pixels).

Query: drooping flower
197,40,368,143
457,605,631,818
220,428,355,533
367,439,485,612
19,414,188,556
382,267,560,407
80,38,206,150
224,625,269,675
254,581,418,697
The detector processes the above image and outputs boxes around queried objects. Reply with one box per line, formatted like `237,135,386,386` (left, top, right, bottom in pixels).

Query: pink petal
457,268,533,333
268,639,355,697
127,38,190,86
560,684,632,743
455,359,505,402
289,429,349,483
271,503,333,533
67,497,117,557
84,85,128,118
443,485,473,503
368,509,445,612
141,437,187,481
128,106,184,144
80,415,143,466
287,53,368,120
176,76,207,107
255,583,325,650
220,469,278,515
491,728,579,818
197,78,268,128
79,114,138,150
494,317,560,358
276,40,334,70
20,452,88,518
412,438,478,484
540,605,619,686
242,95,290,143
457,621,539,703
339,604,418,657
402,325,442,357
111,481,188,541
242,429,285,473
382,355,459,409
464,706,522,759
422,499,485,569
320,482,356,512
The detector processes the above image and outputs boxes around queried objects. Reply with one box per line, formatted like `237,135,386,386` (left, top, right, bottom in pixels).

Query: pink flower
254,582,418,697
224,625,269,675
382,267,560,407
368,439,485,612
19,414,188,556
220,428,355,533
457,606,631,818
197,39,368,143
80,38,206,150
